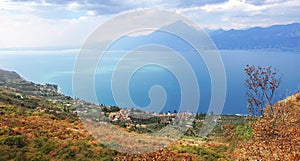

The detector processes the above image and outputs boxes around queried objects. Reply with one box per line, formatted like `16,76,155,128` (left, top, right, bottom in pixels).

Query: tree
195,113,199,120
244,65,281,116
173,109,177,114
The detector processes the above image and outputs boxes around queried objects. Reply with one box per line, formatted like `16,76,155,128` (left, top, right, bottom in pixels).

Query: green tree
195,113,199,120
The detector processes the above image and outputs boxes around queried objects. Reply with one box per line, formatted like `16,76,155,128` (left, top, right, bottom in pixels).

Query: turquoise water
0,50,299,114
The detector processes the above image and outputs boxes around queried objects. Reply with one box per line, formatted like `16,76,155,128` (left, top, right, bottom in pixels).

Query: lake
0,49,299,114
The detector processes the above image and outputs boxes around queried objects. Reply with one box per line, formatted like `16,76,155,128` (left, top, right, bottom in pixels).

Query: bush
234,123,254,142
28,152,50,161
32,137,56,154
2,135,26,148
234,93,300,160
171,145,227,160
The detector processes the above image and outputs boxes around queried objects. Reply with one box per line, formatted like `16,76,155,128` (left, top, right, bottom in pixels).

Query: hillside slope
1,69,299,160
0,69,24,83
0,87,119,160
0,69,206,160
234,92,300,160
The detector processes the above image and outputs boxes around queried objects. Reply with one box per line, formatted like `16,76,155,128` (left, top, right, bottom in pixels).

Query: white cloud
67,2,81,11
0,14,105,48
176,0,300,29
0,1,111,48
0,0,299,48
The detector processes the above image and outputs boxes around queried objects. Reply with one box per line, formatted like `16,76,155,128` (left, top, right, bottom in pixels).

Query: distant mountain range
111,22,300,51
208,23,300,51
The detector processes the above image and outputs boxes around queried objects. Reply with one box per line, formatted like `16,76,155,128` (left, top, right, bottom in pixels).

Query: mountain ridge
209,23,300,50
114,22,300,51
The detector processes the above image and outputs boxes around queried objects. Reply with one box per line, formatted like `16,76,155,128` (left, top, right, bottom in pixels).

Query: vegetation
233,92,300,160
0,86,237,160
244,65,281,116
0,88,118,160
0,68,299,160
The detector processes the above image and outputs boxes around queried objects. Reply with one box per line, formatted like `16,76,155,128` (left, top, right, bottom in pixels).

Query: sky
0,0,300,49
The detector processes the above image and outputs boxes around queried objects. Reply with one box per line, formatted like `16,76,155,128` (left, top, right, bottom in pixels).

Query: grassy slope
0,87,117,161
1,68,298,160
0,87,232,160
3,85,299,160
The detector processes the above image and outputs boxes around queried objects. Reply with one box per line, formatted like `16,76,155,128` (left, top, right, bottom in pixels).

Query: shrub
234,123,254,142
2,135,26,148
234,93,300,160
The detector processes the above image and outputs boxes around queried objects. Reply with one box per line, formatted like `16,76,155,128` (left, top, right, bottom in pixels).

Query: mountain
209,23,300,50
110,21,300,51
109,20,198,51
96,21,300,114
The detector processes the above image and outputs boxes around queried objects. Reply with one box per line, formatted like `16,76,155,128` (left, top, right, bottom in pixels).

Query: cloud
1,0,300,48
0,1,114,48
176,0,300,29
0,14,109,48
5,0,228,16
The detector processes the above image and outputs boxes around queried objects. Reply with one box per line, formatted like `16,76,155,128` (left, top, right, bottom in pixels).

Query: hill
0,87,119,160
0,69,24,83
0,69,229,160
0,69,299,160
233,92,300,160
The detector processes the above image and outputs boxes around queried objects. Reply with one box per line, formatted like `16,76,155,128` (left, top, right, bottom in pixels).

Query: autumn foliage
234,92,300,160
244,65,281,116
0,87,231,160
1,76,300,160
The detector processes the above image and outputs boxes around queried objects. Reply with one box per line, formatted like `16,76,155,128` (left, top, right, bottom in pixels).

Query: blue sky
0,0,300,48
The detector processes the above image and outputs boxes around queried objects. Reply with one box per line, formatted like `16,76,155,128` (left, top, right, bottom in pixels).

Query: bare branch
244,65,282,116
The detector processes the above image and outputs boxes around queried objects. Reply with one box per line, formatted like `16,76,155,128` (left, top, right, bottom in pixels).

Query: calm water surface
0,50,299,114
